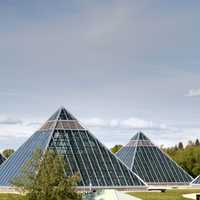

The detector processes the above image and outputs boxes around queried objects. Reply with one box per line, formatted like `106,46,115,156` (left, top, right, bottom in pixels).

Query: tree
111,144,123,154
160,145,164,150
163,139,200,177
174,145,178,151
195,139,200,146
178,142,184,150
2,149,14,158
187,140,194,148
12,149,82,200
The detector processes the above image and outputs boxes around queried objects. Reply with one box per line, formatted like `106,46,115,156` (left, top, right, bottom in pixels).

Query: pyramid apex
131,131,149,141
59,105,66,110
137,131,144,135
48,106,76,121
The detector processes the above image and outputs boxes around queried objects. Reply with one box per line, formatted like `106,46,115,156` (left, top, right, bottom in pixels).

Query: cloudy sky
0,0,200,150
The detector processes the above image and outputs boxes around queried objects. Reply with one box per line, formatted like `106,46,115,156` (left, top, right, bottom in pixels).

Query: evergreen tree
195,139,200,146
178,142,184,150
12,149,81,200
174,145,178,151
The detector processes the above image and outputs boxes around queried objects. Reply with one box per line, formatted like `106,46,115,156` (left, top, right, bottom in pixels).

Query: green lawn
128,189,200,200
0,194,25,200
0,189,200,200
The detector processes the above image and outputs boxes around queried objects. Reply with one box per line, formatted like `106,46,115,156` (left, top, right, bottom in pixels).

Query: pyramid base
147,182,191,186
76,185,147,192
148,183,193,191
0,185,147,194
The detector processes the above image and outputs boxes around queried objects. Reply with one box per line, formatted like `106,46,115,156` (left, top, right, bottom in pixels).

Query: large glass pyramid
0,107,146,189
116,132,193,185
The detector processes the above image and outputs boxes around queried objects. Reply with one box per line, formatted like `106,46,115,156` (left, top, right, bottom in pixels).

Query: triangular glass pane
58,108,75,120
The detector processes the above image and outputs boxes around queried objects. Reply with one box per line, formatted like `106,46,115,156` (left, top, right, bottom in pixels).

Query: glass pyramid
116,132,193,185
0,107,146,189
191,175,200,185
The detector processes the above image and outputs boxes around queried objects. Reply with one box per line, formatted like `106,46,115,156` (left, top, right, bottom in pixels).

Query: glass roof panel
0,130,51,186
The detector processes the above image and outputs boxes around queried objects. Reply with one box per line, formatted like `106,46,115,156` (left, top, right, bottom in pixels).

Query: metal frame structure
0,107,147,190
191,175,200,185
116,132,193,186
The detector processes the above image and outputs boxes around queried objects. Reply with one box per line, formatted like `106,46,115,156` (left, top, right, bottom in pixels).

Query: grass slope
128,189,200,200
0,194,25,200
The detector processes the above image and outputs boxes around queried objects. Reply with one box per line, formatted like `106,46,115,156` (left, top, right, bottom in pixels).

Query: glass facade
191,175,200,185
46,108,145,187
0,131,51,186
48,129,145,187
0,108,146,188
0,154,5,165
116,132,193,185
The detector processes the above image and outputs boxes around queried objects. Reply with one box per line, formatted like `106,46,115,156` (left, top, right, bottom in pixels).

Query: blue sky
0,0,200,150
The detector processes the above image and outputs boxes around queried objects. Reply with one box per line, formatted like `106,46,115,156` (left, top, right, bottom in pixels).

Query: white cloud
0,124,34,138
82,117,166,130
0,115,199,150
0,116,41,143
120,118,154,129
26,122,42,127
81,118,107,128
109,119,120,127
0,117,23,125
186,88,200,97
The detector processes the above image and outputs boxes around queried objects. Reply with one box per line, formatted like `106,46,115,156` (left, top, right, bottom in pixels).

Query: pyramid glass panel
0,131,51,186
0,108,146,189
48,109,60,121
0,154,5,165
191,175,200,185
116,132,193,185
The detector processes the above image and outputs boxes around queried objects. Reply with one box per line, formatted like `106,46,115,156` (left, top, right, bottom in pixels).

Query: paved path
183,193,200,200
84,190,141,200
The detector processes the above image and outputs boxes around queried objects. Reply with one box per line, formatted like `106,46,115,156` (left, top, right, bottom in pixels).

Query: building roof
116,132,193,185
0,107,146,189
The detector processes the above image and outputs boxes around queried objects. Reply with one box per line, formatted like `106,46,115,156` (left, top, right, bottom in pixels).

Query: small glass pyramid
116,132,193,185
